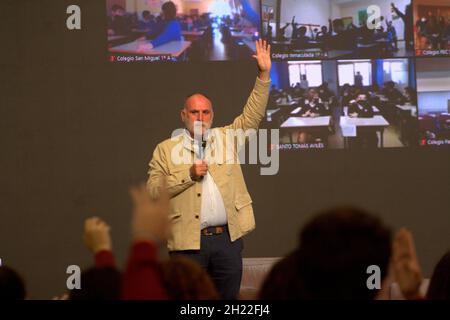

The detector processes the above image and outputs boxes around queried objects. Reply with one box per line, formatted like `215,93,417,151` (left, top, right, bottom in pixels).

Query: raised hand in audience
392,228,423,299
52,293,69,300
390,3,398,13
83,217,112,254
130,180,170,244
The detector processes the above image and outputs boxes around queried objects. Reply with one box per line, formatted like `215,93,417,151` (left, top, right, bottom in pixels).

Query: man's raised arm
226,39,272,132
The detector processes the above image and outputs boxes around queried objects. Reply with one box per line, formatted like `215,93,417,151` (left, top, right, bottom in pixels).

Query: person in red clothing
122,183,171,300
83,217,117,268
72,181,171,300
69,217,121,300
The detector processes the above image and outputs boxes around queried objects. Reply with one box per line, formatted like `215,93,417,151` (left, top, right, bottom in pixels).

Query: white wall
417,71,450,92
335,0,410,41
418,91,450,114
280,0,332,38
130,0,165,15
279,0,410,40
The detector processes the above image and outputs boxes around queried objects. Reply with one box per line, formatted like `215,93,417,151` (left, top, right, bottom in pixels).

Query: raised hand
190,160,208,181
253,39,271,81
130,180,170,244
392,228,423,299
83,217,112,254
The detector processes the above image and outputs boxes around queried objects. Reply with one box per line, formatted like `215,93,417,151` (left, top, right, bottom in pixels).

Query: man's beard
185,120,212,136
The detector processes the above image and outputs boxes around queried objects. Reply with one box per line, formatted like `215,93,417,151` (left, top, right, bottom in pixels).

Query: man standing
146,40,271,299
354,72,364,88
391,3,413,51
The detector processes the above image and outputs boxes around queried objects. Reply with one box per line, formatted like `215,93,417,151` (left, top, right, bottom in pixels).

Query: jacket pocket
235,195,252,211
169,165,190,183
234,195,255,234
168,210,183,250
216,162,233,176
169,210,182,221
170,165,190,174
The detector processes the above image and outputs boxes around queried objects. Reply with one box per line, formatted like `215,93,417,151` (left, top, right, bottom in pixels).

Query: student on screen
382,81,406,104
416,16,427,44
318,82,336,113
430,15,449,51
425,15,442,50
329,18,356,50
138,1,181,51
419,13,450,51
137,10,156,33
348,93,374,118
438,16,448,49
295,89,328,144
354,72,363,88
290,17,315,49
390,3,413,51
268,85,280,107
301,89,327,117
348,92,378,148
276,91,293,105
292,26,312,49
315,20,333,50
386,20,398,51
266,25,273,42
318,82,334,102
341,84,353,108
299,75,309,90
276,23,290,41
403,87,417,105
107,4,132,36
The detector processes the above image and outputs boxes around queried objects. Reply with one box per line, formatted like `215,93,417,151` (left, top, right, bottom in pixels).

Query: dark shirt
149,20,182,47
301,99,327,116
108,15,132,35
355,75,363,87
348,100,374,118
341,91,354,107
382,87,406,104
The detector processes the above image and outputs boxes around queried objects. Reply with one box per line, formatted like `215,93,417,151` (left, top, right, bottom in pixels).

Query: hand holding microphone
190,160,208,181
190,120,208,181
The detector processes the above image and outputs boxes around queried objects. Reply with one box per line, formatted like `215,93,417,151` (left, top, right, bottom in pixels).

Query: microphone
194,121,205,160
197,139,206,161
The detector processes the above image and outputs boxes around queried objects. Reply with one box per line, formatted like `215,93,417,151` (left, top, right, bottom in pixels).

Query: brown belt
201,225,227,236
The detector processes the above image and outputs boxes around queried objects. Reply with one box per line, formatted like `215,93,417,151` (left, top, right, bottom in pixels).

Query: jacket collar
181,128,215,154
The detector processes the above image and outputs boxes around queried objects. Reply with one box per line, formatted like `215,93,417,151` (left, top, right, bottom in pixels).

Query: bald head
184,93,212,111
181,93,214,136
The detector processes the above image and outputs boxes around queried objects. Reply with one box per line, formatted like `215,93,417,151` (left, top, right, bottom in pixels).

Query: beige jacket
147,77,270,251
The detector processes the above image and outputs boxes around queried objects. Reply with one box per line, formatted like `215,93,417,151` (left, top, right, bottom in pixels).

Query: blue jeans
170,230,243,300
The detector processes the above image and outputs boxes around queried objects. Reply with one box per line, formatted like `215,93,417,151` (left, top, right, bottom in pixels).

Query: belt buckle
202,226,225,236
203,228,213,236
